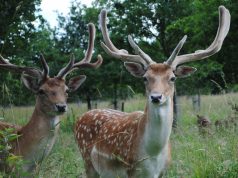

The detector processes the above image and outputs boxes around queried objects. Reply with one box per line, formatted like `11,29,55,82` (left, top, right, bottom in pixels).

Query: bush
0,128,28,177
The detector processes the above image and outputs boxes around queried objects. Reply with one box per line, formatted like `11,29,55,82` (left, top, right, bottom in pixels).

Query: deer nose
150,94,162,103
55,104,67,113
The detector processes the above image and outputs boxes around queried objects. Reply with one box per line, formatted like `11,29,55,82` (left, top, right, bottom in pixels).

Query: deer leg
126,166,135,178
84,161,99,178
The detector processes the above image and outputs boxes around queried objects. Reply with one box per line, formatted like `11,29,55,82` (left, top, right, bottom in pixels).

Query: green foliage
0,0,238,104
0,128,27,177
54,0,88,54
0,0,48,106
60,108,77,133
0,0,41,54
229,84,238,92
216,160,238,178
166,128,238,178
37,132,85,177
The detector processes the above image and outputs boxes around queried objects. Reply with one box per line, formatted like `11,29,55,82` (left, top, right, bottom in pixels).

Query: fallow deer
0,23,102,172
196,115,212,135
74,6,230,178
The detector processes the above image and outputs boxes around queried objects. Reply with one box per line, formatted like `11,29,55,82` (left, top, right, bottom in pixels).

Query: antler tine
0,55,42,78
100,42,147,66
69,22,103,70
165,35,187,65
57,23,103,79
100,9,128,54
73,54,103,69
40,53,49,81
99,9,152,68
71,22,104,70
128,35,155,65
171,6,230,69
56,54,75,79
80,23,95,63
205,6,230,52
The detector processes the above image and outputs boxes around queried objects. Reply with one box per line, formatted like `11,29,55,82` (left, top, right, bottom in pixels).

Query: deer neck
140,96,173,157
23,104,60,137
14,101,60,166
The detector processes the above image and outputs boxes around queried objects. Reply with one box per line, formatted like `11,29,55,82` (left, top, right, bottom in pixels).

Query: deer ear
124,62,146,78
68,75,86,92
21,73,41,93
174,66,197,78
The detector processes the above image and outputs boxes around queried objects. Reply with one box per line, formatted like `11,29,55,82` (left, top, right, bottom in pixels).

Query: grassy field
0,93,238,177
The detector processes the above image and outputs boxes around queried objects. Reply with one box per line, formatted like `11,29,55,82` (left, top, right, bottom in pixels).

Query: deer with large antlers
74,6,230,178
0,23,102,172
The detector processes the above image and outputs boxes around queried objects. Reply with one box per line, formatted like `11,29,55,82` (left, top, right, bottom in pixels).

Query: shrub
0,128,28,177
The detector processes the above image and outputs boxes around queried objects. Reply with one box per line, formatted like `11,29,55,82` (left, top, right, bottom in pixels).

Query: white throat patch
143,97,173,156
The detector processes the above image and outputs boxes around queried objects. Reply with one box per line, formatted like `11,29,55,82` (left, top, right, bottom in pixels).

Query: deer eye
143,77,148,82
38,89,45,95
65,89,69,95
170,77,176,82
51,91,57,96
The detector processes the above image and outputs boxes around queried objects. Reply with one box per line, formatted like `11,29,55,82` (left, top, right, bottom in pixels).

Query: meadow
0,93,238,178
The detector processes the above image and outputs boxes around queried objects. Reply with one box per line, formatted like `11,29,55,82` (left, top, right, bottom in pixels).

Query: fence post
121,101,124,112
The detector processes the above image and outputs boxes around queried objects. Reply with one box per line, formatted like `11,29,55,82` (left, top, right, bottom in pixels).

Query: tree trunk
192,91,201,112
121,102,124,112
113,82,118,110
86,94,91,110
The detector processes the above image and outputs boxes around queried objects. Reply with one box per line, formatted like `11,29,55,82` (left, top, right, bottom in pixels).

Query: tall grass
0,93,238,177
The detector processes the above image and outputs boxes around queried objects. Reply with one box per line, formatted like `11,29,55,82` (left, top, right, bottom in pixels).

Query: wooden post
121,102,125,112
113,82,118,110
86,94,92,110
192,92,201,112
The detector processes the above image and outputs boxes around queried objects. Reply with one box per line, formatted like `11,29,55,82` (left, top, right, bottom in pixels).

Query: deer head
100,6,230,105
0,23,103,116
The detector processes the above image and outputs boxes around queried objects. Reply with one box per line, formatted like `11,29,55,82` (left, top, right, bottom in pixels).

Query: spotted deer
0,23,102,172
74,6,230,178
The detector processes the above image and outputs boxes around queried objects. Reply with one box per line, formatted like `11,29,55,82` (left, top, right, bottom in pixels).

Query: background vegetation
1,93,238,177
0,0,237,106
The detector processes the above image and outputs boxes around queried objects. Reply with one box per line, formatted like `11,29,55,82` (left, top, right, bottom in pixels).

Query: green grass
0,93,238,177
167,126,238,178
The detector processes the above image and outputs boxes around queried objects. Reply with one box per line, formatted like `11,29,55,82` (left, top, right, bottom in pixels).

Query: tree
0,0,69,106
